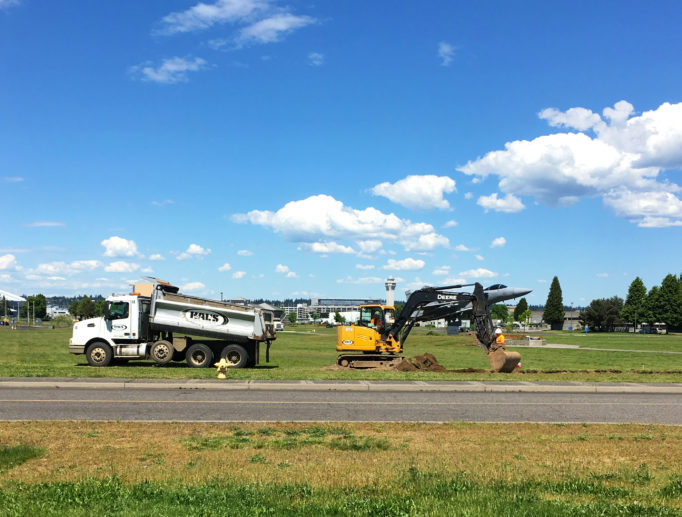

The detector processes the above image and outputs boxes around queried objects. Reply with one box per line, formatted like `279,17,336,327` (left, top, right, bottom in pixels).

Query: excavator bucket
488,348,521,373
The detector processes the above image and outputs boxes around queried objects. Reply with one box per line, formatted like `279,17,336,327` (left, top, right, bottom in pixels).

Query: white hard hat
495,328,502,335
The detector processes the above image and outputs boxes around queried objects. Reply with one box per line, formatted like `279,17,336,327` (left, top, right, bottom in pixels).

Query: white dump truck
69,278,275,368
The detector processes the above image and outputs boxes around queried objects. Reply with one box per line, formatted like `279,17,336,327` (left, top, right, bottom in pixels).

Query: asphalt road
1,384,681,424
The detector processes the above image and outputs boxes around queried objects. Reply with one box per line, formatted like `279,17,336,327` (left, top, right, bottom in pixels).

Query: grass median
0,421,680,515
1,326,681,382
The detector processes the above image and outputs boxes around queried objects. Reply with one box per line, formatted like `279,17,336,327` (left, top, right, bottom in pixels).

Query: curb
1,378,681,394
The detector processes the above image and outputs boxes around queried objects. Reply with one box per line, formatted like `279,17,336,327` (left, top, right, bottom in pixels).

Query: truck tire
186,343,213,368
220,344,248,369
86,341,113,367
150,340,174,365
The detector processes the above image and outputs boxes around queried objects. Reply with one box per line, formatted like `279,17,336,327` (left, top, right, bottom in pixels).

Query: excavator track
337,354,404,369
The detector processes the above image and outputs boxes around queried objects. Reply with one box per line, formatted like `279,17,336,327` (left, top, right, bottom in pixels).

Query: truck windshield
108,302,129,320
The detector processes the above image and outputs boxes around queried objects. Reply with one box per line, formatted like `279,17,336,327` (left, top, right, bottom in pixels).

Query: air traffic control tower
385,276,396,307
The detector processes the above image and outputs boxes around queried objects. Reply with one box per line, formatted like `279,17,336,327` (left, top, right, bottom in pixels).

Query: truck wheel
186,343,213,368
221,344,248,369
150,340,173,365
86,341,113,367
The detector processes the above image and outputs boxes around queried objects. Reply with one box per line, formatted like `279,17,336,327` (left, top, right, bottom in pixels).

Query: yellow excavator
336,282,529,372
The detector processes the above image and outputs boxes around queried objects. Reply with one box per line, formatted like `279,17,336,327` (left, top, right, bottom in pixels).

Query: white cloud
158,0,267,34
177,244,211,260
308,52,324,66
443,220,458,228
182,281,205,292
25,221,65,228
102,236,139,257
149,254,165,261
433,265,450,276
336,276,383,285
238,13,315,45
0,254,17,270
371,175,456,210
459,268,497,279
232,271,246,279
105,261,140,273
237,249,253,256
233,194,449,251
491,237,506,248
275,264,290,274
131,57,208,84
460,100,682,226
218,263,232,272
356,264,375,270
477,193,526,213
438,41,455,66
299,242,355,254
383,258,425,271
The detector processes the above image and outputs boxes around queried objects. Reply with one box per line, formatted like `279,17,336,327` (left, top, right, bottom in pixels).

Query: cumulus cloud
459,100,682,226
299,242,355,254
182,281,205,292
105,261,140,273
233,194,449,252
371,175,456,210
438,41,455,66
490,237,506,248
0,254,17,270
459,268,497,279
383,258,425,271
177,244,211,260
131,57,207,84
477,193,525,213
101,236,139,258
218,263,232,272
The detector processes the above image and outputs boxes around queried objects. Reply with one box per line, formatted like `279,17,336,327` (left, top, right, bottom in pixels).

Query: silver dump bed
149,286,275,342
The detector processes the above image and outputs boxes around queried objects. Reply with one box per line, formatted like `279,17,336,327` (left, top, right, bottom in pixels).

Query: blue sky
2,0,681,306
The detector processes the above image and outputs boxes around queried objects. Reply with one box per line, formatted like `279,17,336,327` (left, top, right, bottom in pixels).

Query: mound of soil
394,353,447,372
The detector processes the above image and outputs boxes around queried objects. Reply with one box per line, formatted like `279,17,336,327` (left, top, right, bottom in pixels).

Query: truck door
106,301,132,341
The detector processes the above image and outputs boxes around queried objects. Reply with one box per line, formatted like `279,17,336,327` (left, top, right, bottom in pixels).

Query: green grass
0,445,45,473
1,472,680,516
1,326,681,382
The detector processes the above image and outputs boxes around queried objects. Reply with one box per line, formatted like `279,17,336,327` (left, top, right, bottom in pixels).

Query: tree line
580,274,682,332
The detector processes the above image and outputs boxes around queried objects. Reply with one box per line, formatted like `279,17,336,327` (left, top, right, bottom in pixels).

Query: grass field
1,421,681,515
1,326,681,382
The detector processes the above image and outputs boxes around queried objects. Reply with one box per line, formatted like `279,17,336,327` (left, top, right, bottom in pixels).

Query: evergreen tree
543,276,565,329
621,277,647,325
513,298,528,321
658,274,682,329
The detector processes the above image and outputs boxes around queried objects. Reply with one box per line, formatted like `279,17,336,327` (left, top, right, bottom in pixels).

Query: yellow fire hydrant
214,358,234,379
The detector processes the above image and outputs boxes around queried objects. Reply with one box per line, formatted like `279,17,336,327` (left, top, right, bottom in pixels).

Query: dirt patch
394,354,448,372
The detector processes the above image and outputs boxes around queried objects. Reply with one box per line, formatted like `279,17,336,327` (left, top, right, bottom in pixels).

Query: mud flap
488,348,521,373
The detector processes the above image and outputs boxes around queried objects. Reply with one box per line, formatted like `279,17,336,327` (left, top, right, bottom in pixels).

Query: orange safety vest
496,334,505,345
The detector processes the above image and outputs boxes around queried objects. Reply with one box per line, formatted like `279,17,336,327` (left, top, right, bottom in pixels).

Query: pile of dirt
393,353,447,372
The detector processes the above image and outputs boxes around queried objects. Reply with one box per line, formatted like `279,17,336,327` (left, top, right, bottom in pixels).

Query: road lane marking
1,399,680,406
